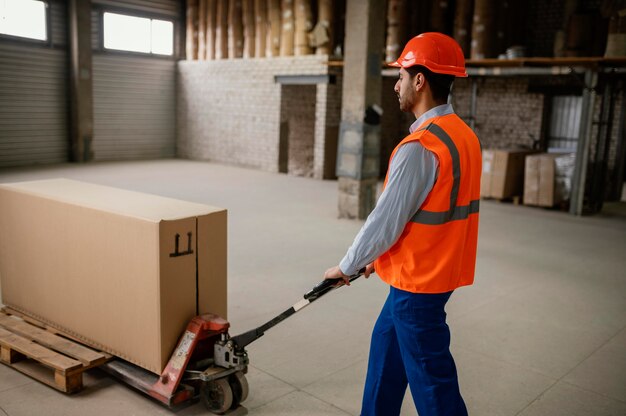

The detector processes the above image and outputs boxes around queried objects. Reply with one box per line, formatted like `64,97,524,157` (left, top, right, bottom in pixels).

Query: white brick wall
177,55,336,174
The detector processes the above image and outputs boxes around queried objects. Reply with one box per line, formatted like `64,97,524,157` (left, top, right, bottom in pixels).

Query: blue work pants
361,287,467,416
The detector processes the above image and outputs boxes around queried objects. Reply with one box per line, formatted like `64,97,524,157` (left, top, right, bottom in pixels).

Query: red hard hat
388,32,467,77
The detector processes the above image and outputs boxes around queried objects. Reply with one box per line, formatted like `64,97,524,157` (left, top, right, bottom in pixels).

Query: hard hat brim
386,58,468,77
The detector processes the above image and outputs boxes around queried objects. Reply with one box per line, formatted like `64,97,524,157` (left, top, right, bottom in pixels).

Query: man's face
394,67,417,113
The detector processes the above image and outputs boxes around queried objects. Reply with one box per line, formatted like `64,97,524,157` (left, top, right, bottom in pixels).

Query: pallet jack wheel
229,371,249,407
201,378,233,414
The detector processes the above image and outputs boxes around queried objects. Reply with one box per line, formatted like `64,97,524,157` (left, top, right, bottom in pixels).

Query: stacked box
524,153,575,207
0,179,227,375
481,149,538,199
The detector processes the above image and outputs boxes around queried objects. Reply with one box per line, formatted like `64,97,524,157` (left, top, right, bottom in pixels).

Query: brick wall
281,85,316,177
177,55,339,178
452,77,544,149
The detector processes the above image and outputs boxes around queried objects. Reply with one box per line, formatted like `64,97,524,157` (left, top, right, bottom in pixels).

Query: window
103,12,173,56
0,0,47,41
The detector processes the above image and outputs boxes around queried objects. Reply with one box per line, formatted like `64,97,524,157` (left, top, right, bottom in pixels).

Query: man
324,33,481,416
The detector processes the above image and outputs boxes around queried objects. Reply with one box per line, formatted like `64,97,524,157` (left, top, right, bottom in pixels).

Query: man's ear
413,72,424,92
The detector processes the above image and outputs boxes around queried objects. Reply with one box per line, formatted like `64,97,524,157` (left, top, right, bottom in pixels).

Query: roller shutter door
0,0,68,167
90,0,180,160
92,54,176,160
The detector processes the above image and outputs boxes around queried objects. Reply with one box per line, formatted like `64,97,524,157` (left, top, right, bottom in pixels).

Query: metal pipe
465,66,626,77
570,69,598,215
590,78,616,213
466,66,576,76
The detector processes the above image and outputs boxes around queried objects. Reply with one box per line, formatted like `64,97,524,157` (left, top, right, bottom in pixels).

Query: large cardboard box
524,153,575,207
481,149,538,199
0,179,227,374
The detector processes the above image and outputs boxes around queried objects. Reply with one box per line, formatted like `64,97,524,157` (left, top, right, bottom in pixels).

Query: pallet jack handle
229,267,366,351
303,267,366,301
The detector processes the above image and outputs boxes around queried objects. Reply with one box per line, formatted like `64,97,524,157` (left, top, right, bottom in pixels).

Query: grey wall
0,0,181,168
0,0,68,167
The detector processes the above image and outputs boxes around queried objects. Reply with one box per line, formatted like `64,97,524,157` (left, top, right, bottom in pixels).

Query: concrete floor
0,159,624,416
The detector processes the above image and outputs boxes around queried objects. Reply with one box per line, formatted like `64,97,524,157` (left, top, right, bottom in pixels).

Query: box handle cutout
170,232,194,257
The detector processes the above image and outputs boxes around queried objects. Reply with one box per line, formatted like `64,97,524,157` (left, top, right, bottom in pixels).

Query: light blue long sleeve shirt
339,104,455,276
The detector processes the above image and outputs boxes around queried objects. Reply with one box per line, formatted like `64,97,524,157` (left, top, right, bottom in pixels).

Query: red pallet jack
100,269,364,414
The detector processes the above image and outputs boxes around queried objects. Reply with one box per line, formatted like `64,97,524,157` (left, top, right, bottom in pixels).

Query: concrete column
68,0,94,162
337,0,386,219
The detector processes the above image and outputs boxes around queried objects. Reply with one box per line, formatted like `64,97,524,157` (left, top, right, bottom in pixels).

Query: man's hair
406,66,454,103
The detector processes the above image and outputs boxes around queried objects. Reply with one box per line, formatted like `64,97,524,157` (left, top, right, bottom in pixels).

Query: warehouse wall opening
279,85,317,177
0,0,47,41
103,12,173,55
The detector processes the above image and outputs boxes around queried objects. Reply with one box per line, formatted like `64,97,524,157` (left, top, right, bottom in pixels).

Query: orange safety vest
374,113,482,293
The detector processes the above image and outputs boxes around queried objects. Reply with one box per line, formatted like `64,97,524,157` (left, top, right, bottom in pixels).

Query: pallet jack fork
102,269,364,414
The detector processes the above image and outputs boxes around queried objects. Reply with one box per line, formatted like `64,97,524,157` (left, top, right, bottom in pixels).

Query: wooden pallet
0,310,111,393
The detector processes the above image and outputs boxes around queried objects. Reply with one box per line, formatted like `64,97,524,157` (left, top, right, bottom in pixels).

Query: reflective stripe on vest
410,123,480,226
